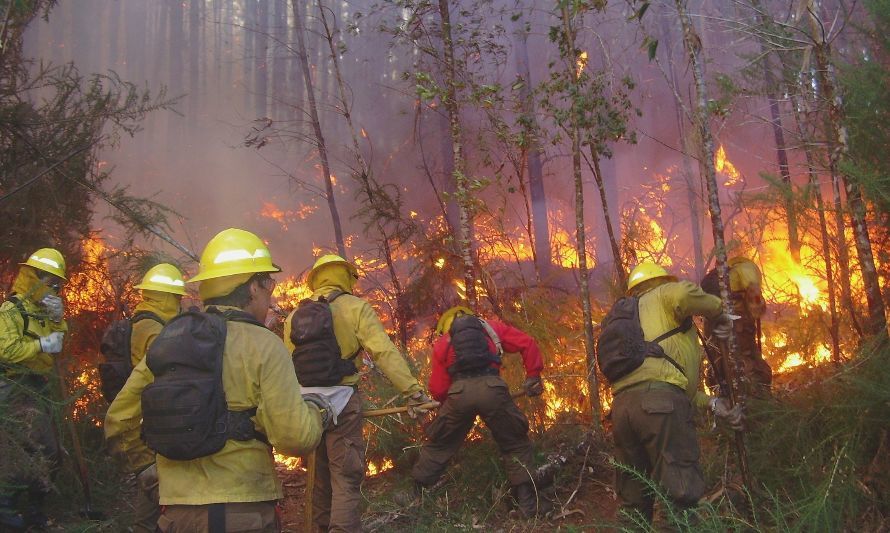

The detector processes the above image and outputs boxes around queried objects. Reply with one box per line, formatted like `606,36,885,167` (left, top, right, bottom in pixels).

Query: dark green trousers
412,375,534,487
611,381,705,522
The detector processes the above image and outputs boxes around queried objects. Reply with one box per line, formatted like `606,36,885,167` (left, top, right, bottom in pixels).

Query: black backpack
447,314,502,377
289,291,359,387
595,296,692,384
140,307,268,461
98,311,163,402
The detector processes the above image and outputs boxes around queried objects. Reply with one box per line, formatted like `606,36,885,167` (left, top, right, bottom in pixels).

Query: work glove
523,376,544,397
712,313,738,341
41,294,64,322
406,391,439,419
303,393,335,430
39,331,64,354
710,397,744,431
135,463,159,495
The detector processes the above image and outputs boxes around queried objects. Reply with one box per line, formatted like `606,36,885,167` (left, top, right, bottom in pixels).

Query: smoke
22,0,785,282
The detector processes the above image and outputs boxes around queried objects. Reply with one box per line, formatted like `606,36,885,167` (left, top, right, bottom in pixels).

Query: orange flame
576,51,588,78
715,144,741,187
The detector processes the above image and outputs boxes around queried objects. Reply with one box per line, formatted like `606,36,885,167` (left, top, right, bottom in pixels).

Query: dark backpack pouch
289,291,358,386
595,296,691,384
141,309,265,461
448,314,501,376
98,312,162,402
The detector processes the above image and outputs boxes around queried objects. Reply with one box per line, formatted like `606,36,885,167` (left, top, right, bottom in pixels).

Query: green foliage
840,0,890,216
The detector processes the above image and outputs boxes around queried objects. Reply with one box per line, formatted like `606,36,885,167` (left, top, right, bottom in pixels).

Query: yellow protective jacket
129,290,180,367
105,305,323,503
283,266,421,396
0,268,68,376
612,280,722,408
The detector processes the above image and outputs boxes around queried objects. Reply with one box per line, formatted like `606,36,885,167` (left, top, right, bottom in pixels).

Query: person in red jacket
409,306,548,518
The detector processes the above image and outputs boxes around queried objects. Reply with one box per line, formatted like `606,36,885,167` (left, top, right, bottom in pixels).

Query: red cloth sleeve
488,320,544,378
427,335,453,402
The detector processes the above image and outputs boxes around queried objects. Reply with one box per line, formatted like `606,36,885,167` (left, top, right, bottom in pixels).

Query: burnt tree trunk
437,0,477,308
807,1,887,337
751,0,799,262
317,0,408,348
291,0,347,257
512,12,551,279
589,147,625,285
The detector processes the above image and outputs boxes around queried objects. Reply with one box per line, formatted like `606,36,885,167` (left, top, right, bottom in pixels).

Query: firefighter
125,263,186,533
0,248,67,529
408,306,548,518
609,262,741,522
283,254,434,532
105,229,325,532
701,257,771,397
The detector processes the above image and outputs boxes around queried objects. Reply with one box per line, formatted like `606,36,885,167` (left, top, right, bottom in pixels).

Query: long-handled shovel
302,388,528,530
54,356,104,520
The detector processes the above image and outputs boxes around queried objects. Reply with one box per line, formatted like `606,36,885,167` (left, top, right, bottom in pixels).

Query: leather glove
710,397,744,431
39,331,64,354
406,391,439,419
524,376,544,397
41,294,64,322
712,313,738,341
135,463,159,494
303,393,335,430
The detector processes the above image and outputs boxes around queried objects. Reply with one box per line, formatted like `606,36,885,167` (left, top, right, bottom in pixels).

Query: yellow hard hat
307,254,358,287
626,262,675,294
21,248,67,280
188,228,281,283
435,305,475,335
134,263,187,295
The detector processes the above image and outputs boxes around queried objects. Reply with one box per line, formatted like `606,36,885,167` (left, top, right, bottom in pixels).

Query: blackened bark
512,14,551,278
291,0,347,257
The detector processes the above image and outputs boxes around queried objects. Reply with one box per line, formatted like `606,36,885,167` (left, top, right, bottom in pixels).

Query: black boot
512,482,552,519
0,497,26,530
393,481,424,507
24,491,48,529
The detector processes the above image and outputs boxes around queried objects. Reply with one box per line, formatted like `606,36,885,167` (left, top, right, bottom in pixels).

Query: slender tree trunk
676,0,752,489
167,0,184,155
589,147,625,284
437,0,477,308
317,0,408,347
273,0,287,120
243,0,255,112
254,0,269,118
512,12,551,278
807,1,887,336
751,0,799,261
291,0,346,257
792,92,842,359
559,3,602,435
189,0,200,129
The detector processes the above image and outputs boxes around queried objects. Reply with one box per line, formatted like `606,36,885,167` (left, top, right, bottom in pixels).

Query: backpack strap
478,319,504,356
320,291,362,361
650,316,694,376
132,310,165,325
206,306,267,329
204,307,271,447
8,295,41,339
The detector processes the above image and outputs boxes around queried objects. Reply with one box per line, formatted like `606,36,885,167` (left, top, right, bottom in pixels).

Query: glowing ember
274,453,302,471
715,144,741,187
434,258,445,269
367,458,394,476
575,51,588,78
